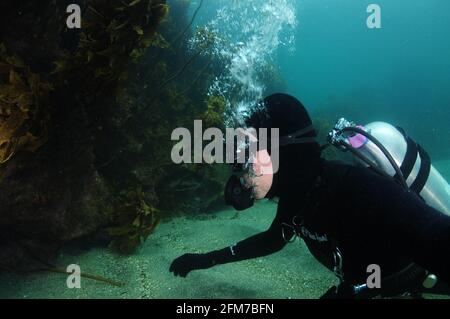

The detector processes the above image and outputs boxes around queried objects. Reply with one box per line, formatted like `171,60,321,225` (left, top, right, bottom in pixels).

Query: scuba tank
324,118,450,298
328,118,450,216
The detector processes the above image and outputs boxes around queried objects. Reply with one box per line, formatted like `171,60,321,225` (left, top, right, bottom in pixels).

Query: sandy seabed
0,161,449,299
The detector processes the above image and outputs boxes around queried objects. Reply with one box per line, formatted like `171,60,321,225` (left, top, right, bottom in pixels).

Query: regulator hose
336,140,392,180
340,126,408,190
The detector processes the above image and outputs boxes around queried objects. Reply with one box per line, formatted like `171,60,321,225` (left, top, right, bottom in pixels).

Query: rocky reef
0,0,229,270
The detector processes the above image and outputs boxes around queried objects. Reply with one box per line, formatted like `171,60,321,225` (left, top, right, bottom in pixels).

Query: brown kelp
0,50,50,166
0,0,285,268
0,0,171,268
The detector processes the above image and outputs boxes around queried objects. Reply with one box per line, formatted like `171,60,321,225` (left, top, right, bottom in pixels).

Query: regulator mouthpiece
224,175,254,211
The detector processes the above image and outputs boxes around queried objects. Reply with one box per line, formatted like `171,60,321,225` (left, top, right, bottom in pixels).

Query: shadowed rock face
0,135,111,270
0,0,167,270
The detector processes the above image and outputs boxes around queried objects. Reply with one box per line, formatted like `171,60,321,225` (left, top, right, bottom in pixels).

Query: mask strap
279,125,317,146
280,137,317,146
283,125,316,138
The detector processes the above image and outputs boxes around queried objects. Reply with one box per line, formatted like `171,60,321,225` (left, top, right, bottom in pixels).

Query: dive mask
224,124,317,211
225,149,273,211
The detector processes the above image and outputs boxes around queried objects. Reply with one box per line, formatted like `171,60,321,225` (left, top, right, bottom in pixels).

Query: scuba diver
169,93,450,298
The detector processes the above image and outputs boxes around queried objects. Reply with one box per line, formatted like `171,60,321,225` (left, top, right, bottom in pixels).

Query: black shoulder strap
395,126,431,195
394,126,418,182
410,145,431,194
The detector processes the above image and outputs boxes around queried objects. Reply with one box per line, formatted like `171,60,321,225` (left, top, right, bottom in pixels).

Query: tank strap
410,145,431,194
394,126,431,195
394,127,418,182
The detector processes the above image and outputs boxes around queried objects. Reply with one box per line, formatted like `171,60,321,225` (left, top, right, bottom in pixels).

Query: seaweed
0,46,50,165
172,0,204,48
151,25,217,102
106,187,161,254
0,0,170,269
202,95,226,129
0,0,230,264
42,267,124,287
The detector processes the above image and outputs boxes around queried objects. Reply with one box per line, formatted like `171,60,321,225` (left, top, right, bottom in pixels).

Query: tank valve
328,118,356,148
422,273,438,289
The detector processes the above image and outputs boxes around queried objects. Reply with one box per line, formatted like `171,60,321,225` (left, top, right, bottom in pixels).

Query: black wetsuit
206,160,450,296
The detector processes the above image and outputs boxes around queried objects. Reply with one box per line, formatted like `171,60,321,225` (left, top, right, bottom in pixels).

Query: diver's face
242,149,274,200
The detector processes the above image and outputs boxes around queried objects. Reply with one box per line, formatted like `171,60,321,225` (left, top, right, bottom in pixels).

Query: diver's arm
206,205,295,266
207,226,292,266
169,202,295,277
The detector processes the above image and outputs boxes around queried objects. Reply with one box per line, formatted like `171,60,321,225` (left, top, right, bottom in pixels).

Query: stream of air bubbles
189,0,297,125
